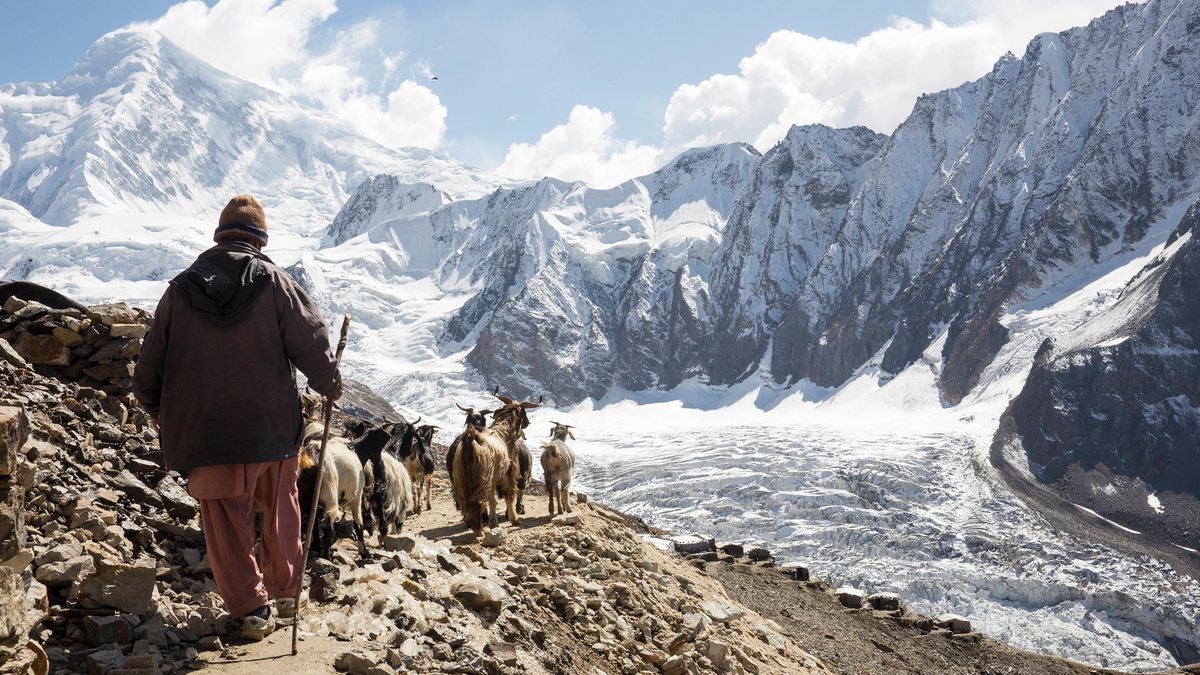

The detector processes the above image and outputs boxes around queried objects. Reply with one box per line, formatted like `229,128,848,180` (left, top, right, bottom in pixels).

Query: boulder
52,326,85,347
77,561,157,614
938,613,972,634
746,547,772,562
700,600,746,624
334,651,385,674
451,574,509,613
108,324,148,339
84,615,134,646
671,534,715,555
835,586,865,609
868,592,902,611
0,566,25,638
155,477,197,521
720,543,745,558
34,555,95,588
481,527,505,547
0,339,27,368
0,406,30,477
779,563,810,581
13,333,70,366
85,648,125,675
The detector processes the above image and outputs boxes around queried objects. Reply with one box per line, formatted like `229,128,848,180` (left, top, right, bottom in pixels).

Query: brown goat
449,391,541,536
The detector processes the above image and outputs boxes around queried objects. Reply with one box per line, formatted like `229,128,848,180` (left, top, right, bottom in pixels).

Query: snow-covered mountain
0,30,501,232
3,1,1200,669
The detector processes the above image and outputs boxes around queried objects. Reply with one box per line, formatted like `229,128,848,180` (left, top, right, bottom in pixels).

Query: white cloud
137,0,446,149
661,0,1124,156
495,105,661,188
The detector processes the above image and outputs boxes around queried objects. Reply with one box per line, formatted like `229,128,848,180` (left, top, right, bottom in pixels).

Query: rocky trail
1,296,1198,675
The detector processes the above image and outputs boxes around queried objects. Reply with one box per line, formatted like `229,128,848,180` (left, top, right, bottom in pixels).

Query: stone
836,587,865,609
705,639,731,670
77,561,157,614
88,304,140,327
481,527,505,547
397,637,420,658
155,478,197,521
0,405,30,477
83,362,137,381
719,543,744,558
701,600,746,624
663,654,688,675
196,635,223,652
85,615,134,646
868,592,901,611
551,513,582,526
575,493,588,504
670,534,714,555
335,651,381,674
52,326,85,347
451,575,508,613
485,640,518,666
34,554,95,588
108,324,148,339
938,613,972,634
779,563,810,581
0,338,28,368
0,567,25,638
746,547,772,562
86,648,125,675
13,333,70,366
2,296,28,314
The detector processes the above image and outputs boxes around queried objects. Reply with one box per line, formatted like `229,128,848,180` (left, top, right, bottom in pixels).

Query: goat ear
479,409,494,416
568,430,575,440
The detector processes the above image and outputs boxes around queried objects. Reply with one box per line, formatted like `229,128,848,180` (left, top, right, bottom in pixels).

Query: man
133,194,342,640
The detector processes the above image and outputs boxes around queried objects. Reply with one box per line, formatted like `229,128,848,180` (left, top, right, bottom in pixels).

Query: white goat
301,421,368,557
541,422,577,515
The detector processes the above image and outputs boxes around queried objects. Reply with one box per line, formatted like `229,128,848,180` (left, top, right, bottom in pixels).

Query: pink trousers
187,456,302,619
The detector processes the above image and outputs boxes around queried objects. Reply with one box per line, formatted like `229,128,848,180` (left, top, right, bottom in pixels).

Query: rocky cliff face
999,199,1200,551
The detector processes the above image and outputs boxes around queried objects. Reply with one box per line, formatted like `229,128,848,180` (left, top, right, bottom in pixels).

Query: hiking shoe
240,605,275,641
275,591,307,620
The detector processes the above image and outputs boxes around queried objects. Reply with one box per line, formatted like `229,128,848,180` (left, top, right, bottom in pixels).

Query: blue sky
0,1,1122,184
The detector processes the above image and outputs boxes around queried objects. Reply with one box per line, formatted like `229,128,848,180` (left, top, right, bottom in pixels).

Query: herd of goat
295,388,578,559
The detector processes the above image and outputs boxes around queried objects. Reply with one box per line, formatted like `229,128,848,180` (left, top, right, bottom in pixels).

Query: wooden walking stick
292,313,350,655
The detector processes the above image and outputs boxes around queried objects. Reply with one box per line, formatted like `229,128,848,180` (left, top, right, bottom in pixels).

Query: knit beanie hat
214,194,269,248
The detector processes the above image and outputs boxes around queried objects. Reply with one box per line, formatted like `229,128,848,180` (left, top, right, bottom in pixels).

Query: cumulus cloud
660,0,1124,155
495,105,662,188
137,0,446,149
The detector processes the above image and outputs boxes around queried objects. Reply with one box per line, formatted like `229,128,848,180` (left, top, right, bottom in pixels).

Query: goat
363,453,413,540
449,393,541,535
413,423,439,512
390,416,433,514
541,422,577,515
298,422,369,559
514,438,532,515
446,404,492,506
349,420,396,535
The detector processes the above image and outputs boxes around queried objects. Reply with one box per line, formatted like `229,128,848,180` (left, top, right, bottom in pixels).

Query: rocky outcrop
997,199,1200,550
1,291,151,396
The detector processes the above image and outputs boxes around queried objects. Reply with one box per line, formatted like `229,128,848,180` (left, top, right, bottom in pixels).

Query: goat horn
455,403,474,413
413,415,421,425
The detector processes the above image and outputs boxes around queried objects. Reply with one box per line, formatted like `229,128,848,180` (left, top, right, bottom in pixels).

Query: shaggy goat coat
449,415,522,535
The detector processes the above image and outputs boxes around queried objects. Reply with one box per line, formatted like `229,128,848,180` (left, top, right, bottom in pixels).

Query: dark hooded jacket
133,241,340,473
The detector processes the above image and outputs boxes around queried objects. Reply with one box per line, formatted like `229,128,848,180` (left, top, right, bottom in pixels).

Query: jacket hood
171,242,273,327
